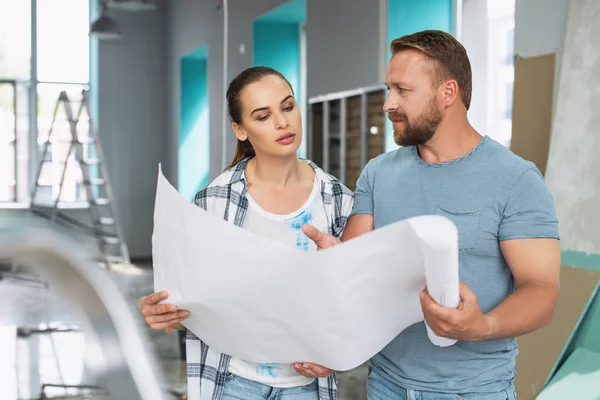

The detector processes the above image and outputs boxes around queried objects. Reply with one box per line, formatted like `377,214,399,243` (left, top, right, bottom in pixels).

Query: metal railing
0,225,168,400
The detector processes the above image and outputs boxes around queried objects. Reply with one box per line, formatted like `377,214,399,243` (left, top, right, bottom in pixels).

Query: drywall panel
510,53,555,175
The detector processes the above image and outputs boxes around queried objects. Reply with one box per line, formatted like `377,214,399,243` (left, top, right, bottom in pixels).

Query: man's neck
246,155,309,188
417,116,483,164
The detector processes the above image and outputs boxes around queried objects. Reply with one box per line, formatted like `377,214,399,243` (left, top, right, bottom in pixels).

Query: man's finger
302,224,324,242
458,281,476,304
302,224,340,249
420,290,451,319
142,291,168,307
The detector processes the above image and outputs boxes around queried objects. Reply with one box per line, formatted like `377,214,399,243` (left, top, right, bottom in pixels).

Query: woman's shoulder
191,162,247,210
303,159,354,197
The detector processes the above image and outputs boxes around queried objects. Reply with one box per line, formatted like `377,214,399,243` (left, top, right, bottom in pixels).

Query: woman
141,66,354,400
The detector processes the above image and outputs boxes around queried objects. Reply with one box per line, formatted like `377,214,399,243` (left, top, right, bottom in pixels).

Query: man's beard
390,98,442,147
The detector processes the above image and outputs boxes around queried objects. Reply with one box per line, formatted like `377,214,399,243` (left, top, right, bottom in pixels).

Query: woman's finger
150,318,185,331
303,363,332,377
146,310,188,324
292,364,318,378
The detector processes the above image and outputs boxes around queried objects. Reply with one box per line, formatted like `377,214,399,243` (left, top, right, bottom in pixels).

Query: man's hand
292,362,334,378
141,291,189,331
419,282,491,342
302,224,341,250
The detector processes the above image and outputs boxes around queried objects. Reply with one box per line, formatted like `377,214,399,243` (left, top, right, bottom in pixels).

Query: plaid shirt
186,157,354,400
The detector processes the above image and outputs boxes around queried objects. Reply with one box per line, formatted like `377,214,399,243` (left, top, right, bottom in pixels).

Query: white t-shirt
227,176,328,388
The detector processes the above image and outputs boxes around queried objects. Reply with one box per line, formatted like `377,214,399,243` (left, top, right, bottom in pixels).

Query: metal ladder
29,89,130,267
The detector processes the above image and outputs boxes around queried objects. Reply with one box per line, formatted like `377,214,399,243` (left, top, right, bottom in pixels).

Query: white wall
515,0,570,114
514,0,569,58
94,4,168,258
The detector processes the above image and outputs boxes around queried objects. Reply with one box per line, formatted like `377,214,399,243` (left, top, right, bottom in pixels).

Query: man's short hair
390,30,472,110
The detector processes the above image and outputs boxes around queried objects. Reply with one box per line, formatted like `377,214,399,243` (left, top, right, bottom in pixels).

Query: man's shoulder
479,137,541,181
364,146,414,175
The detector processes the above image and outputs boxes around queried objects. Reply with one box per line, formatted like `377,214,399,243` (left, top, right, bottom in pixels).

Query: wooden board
515,266,600,399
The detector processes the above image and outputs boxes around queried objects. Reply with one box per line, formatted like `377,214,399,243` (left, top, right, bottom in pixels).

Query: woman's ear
232,122,247,142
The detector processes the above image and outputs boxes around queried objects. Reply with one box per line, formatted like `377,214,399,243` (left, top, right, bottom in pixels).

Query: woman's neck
246,155,310,188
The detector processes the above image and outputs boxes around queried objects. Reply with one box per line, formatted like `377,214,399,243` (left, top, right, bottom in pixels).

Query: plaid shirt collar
186,157,353,400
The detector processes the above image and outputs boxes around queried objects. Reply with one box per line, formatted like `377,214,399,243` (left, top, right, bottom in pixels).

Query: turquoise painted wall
179,49,209,201
253,0,306,158
253,21,301,105
385,0,453,152
563,251,600,357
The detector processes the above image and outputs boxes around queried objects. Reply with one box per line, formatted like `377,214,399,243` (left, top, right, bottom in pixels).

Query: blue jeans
368,368,517,400
222,373,319,400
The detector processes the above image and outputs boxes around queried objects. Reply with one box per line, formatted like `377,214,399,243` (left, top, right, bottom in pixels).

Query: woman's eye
257,115,269,121
283,105,294,112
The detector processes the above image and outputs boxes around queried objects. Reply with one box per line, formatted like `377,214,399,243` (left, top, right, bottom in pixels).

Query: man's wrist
474,314,496,341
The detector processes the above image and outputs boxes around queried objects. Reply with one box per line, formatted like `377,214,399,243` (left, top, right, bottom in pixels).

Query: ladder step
82,158,100,166
102,236,120,245
98,217,115,226
93,198,111,206
95,255,125,264
85,178,106,186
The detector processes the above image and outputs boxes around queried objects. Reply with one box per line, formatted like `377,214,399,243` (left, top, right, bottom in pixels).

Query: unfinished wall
306,0,383,98
544,0,600,255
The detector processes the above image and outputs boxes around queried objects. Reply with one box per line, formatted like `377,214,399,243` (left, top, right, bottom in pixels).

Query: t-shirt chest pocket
436,204,482,251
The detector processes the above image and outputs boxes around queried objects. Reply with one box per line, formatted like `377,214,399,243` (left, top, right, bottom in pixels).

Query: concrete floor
0,262,367,400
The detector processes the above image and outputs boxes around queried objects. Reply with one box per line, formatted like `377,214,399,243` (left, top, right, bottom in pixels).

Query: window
0,0,89,204
486,0,515,147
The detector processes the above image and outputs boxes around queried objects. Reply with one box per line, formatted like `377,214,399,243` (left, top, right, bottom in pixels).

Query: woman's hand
141,291,189,330
292,362,334,378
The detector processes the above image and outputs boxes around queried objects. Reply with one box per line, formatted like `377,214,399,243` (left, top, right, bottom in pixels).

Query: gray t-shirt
351,135,559,393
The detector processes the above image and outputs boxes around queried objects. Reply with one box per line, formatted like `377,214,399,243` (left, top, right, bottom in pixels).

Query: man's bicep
500,238,561,289
342,214,374,241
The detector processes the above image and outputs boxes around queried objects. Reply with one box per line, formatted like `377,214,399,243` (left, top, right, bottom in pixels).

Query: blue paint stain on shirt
285,209,314,251
256,363,279,378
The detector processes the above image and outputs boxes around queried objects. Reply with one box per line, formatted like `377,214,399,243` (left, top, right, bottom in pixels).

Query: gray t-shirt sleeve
350,159,376,216
498,168,560,241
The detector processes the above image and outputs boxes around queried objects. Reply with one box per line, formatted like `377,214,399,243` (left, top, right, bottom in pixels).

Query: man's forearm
479,282,559,341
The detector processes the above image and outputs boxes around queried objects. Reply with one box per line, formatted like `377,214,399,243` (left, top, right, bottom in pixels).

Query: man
296,30,561,400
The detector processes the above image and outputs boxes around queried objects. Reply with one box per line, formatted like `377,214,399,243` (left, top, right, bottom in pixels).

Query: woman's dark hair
226,66,294,169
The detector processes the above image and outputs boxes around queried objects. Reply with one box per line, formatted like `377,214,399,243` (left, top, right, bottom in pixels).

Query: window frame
0,0,91,207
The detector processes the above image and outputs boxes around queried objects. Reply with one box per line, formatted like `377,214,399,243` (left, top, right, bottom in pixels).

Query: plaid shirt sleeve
329,178,355,239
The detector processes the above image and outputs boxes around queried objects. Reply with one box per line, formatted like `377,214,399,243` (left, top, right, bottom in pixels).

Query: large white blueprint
152,166,460,371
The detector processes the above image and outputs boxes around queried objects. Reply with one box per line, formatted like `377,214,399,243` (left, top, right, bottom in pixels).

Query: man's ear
442,80,459,108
